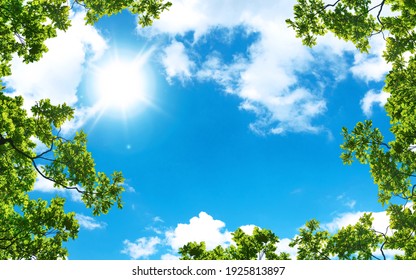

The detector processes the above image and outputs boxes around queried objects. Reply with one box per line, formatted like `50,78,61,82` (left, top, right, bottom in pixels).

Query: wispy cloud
76,214,107,230
336,193,357,209
121,237,161,259
153,216,164,223
360,90,390,117
161,40,195,84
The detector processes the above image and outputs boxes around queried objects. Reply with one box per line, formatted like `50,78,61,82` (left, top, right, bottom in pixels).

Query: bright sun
93,52,152,116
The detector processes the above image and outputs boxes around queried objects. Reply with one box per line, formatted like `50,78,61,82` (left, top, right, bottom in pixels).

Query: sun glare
93,51,153,118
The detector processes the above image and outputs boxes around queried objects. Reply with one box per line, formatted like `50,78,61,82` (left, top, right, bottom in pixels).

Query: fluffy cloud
165,212,232,251
76,214,107,230
161,40,195,84
351,36,391,83
140,0,371,134
121,237,161,259
360,90,390,117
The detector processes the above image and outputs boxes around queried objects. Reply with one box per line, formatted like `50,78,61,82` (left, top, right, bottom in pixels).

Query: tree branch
1,133,85,194
32,160,84,194
323,0,342,10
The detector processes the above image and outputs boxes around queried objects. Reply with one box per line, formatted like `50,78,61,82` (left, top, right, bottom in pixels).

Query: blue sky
4,0,397,259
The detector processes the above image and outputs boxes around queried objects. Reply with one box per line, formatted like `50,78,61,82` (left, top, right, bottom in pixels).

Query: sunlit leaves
290,215,386,260
179,227,290,260
286,0,379,52
77,0,172,26
290,219,331,260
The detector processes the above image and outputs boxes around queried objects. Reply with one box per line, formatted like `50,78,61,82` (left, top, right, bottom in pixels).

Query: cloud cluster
121,212,233,259
143,0,389,134
3,0,391,135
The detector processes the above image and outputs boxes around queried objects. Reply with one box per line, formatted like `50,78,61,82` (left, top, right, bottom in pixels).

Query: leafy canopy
0,0,171,259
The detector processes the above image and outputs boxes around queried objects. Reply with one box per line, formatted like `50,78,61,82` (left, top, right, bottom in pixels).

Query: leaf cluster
290,215,385,260
75,0,172,27
179,227,290,260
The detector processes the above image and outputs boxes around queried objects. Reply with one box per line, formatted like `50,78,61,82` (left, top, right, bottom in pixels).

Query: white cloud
161,40,195,84
360,90,390,117
196,54,247,94
351,36,391,83
121,237,161,259
165,212,232,250
76,214,106,230
153,216,164,223
239,224,257,235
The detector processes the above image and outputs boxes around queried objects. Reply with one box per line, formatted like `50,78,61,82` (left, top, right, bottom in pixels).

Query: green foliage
290,214,386,260
287,0,416,259
77,0,172,27
0,0,172,80
290,219,331,260
179,227,290,260
0,0,171,259
0,93,125,259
